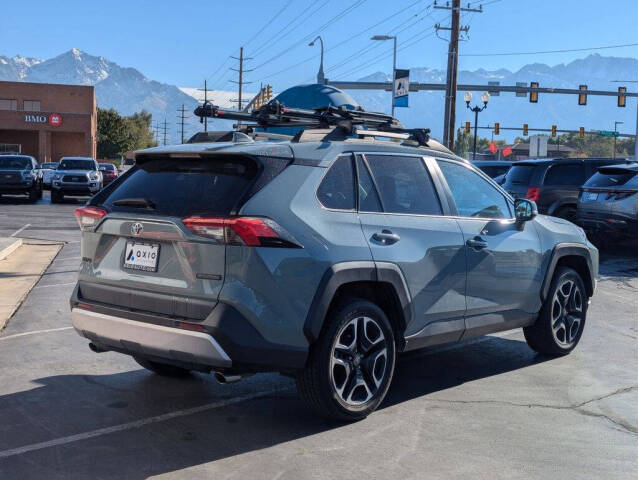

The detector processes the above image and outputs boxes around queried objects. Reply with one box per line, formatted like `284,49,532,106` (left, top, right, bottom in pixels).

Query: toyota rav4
70,105,598,421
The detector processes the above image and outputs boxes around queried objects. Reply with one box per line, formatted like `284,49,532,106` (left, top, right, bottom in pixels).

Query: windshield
42,163,57,169
59,159,95,170
506,165,535,185
0,157,31,170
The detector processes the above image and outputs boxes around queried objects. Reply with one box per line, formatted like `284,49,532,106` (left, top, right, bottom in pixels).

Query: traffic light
579,127,585,139
618,86,627,107
530,81,539,103
578,85,587,106
522,123,528,136
494,122,500,135
464,121,471,134
551,125,557,137
266,84,273,101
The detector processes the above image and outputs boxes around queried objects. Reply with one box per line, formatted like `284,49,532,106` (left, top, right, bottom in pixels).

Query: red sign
48,113,63,127
502,145,513,157
488,142,498,154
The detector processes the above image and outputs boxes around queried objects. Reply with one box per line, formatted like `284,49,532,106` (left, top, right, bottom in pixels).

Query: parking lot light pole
614,120,624,159
308,36,325,84
371,35,397,117
465,91,490,160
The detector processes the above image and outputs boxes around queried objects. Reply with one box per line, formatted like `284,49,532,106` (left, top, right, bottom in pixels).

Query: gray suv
51,157,102,203
577,163,638,243
70,106,598,421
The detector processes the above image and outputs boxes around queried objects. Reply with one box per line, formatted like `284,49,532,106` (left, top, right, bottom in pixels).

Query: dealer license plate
123,241,160,272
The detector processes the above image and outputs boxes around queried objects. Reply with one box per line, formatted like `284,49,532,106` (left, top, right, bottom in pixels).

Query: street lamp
308,36,325,84
464,91,490,160
614,120,624,159
371,35,397,116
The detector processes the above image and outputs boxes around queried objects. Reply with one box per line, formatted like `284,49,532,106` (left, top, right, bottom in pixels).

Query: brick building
0,80,96,163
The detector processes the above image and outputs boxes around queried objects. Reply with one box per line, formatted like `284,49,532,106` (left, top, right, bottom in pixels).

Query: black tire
134,357,192,377
50,190,63,203
28,186,39,203
554,206,578,223
296,298,396,421
37,184,43,199
524,266,588,356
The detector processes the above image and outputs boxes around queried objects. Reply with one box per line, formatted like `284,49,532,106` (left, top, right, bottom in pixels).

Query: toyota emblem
131,222,143,236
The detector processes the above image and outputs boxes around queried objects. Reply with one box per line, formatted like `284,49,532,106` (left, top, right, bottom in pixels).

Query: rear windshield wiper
111,198,156,210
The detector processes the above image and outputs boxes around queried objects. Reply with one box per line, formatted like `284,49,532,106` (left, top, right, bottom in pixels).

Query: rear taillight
526,186,540,202
74,206,107,231
182,216,302,248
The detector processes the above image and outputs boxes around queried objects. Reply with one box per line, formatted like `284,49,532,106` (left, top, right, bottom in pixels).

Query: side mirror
515,199,538,223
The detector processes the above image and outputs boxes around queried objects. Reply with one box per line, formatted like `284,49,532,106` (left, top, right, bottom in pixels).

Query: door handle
466,236,488,249
372,229,400,245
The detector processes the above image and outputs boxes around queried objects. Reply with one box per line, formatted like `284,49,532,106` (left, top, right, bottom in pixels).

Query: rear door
435,159,543,337
356,153,466,348
541,162,586,214
503,163,537,200
79,155,260,314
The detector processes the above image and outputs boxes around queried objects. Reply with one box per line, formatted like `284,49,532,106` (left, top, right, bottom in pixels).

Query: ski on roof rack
194,101,433,147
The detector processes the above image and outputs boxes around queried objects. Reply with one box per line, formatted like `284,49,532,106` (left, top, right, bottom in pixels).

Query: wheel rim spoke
550,279,583,347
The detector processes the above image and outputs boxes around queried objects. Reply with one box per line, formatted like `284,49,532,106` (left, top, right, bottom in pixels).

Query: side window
544,164,586,186
356,156,382,212
438,160,511,219
317,155,355,210
365,155,442,215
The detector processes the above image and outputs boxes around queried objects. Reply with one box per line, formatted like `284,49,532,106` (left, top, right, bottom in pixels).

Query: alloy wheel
329,316,388,406
551,279,583,347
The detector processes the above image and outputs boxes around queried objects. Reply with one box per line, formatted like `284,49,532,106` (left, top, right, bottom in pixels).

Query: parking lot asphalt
0,191,636,479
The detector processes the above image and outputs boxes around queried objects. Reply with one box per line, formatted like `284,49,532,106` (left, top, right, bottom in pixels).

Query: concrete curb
0,237,23,262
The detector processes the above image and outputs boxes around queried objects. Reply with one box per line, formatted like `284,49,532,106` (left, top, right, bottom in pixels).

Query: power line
461,41,638,57
243,0,293,49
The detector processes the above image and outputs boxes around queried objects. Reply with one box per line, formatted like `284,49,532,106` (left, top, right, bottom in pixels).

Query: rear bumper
577,212,638,236
72,307,232,369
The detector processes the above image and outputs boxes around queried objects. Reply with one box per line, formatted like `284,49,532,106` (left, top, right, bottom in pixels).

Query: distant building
0,80,96,162
508,142,576,160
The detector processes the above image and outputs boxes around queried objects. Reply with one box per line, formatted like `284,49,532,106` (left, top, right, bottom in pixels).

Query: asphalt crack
424,385,638,435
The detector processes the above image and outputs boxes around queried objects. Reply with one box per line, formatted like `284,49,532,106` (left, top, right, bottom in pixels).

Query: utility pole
161,118,168,146
197,80,210,131
230,47,253,112
177,104,188,144
153,120,160,144
435,1,482,150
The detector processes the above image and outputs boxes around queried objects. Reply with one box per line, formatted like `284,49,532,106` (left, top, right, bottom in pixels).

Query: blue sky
3,0,638,91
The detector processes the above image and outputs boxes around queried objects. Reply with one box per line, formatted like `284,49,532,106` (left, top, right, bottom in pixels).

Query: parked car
503,157,631,222
51,157,102,203
40,162,59,189
99,162,118,186
577,162,638,243
472,160,512,179
70,120,598,421
0,154,43,202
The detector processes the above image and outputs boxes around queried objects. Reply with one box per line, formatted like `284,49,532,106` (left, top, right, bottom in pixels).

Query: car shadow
0,336,548,478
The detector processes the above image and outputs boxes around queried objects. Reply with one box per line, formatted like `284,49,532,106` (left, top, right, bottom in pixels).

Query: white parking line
0,386,291,459
10,224,31,237
33,282,76,289
0,327,73,341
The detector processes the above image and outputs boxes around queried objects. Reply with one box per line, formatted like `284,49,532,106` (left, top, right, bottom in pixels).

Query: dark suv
70,105,598,421
503,158,630,222
0,154,43,202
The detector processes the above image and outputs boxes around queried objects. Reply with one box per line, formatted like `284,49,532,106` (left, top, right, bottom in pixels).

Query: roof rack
194,101,434,148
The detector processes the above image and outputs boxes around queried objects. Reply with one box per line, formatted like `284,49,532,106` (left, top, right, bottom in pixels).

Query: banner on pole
394,69,409,108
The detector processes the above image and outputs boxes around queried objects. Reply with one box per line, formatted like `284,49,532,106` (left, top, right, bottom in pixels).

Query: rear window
543,164,586,186
60,159,95,170
0,157,31,169
506,165,535,184
584,169,638,188
98,157,258,217
478,165,510,178
99,164,116,171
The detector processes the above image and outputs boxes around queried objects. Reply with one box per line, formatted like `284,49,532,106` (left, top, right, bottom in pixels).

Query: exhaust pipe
88,342,107,353
214,372,246,384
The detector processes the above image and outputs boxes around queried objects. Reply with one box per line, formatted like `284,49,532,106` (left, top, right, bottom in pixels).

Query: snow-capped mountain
0,49,199,143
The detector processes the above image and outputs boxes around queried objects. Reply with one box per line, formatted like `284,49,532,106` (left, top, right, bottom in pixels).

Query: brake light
74,206,107,231
526,186,540,202
182,216,302,248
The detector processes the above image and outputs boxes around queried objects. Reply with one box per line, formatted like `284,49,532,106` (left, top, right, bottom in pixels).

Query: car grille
0,173,21,184
63,175,88,183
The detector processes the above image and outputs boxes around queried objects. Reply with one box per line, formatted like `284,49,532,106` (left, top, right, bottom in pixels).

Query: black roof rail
194,101,435,148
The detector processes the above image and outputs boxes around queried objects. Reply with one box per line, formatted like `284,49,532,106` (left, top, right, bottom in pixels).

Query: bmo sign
25,112,63,127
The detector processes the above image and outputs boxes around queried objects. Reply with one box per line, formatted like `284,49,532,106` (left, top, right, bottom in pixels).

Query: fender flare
303,261,413,344
541,243,595,301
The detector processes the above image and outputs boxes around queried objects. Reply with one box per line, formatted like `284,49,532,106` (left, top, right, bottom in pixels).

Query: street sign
489,142,498,154
393,69,409,108
516,82,528,97
599,130,620,138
